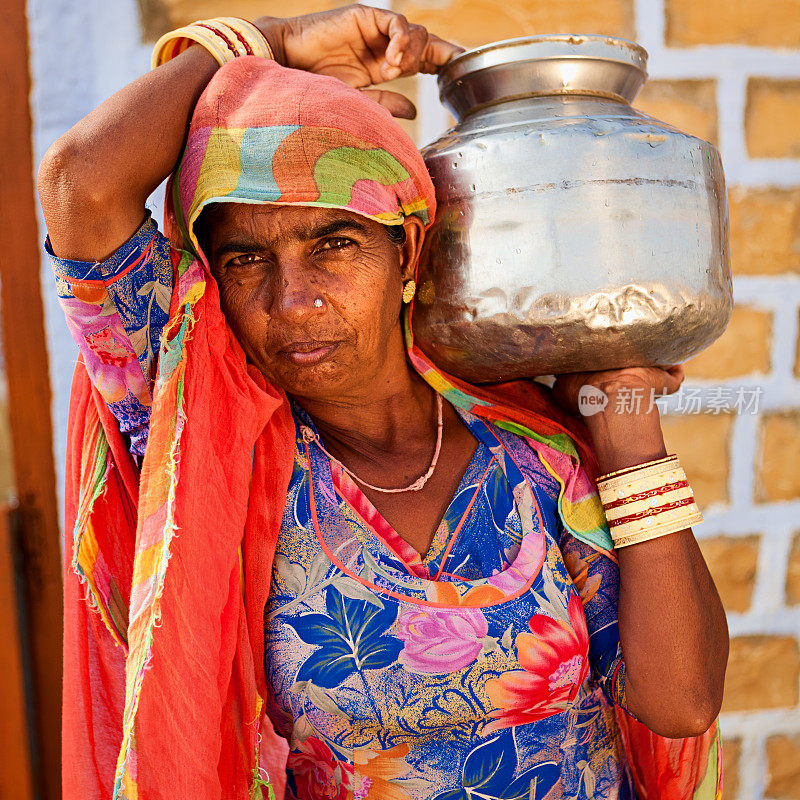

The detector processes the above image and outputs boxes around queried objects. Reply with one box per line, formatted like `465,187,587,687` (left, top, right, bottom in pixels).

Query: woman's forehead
206,203,380,241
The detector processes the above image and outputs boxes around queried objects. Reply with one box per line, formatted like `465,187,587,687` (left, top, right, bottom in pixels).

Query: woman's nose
267,259,324,323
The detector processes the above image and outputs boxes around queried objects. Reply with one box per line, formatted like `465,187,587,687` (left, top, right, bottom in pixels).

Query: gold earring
402,280,416,304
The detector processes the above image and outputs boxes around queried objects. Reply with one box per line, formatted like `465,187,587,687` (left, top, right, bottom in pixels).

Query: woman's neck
291,363,437,461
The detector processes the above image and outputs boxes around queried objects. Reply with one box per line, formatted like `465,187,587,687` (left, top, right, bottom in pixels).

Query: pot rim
439,34,649,87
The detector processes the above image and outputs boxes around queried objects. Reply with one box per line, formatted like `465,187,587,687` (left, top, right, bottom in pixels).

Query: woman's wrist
583,395,668,474
254,17,288,66
179,41,221,74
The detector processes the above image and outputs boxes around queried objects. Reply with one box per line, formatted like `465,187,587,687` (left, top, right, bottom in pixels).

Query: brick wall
142,1,800,796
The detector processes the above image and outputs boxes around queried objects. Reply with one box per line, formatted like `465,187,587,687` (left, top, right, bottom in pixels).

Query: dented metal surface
414,35,732,382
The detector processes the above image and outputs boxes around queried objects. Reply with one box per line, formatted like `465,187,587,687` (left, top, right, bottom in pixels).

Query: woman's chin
262,359,354,400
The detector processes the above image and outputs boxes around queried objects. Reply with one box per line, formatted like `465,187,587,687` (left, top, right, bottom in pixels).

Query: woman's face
203,204,424,401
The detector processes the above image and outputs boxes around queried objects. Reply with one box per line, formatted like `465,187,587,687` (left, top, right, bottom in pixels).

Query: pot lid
438,34,649,118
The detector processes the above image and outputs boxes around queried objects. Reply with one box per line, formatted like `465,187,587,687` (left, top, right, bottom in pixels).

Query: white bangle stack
596,454,703,548
151,17,274,70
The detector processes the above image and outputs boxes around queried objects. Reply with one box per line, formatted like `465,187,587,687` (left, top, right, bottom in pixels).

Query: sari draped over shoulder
62,55,721,800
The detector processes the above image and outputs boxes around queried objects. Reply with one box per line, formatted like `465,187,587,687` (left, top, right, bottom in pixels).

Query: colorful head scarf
172,55,436,256
63,57,720,800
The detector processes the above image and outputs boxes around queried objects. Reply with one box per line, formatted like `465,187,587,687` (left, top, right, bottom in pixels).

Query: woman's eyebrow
212,237,265,260
212,219,370,259
305,220,369,239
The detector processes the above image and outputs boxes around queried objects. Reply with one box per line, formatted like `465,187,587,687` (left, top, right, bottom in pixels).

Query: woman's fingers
361,88,418,119
659,364,685,395
382,12,411,74
379,16,463,79
424,33,466,70
283,6,463,86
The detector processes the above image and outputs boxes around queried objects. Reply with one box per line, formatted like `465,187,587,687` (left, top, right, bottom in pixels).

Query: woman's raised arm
38,43,222,262
37,6,462,263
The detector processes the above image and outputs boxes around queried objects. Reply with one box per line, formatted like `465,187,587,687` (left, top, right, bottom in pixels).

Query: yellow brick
723,635,800,712
698,536,759,613
665,0,800,47
722,738,741,800
684,306,771,380
757,411,800,502
746,79,800,159
766,734,800,799
394,0,635,48
635,80,718,146
660,414,732,508
787,531,800,605
146,0,351,38
729,187,800,275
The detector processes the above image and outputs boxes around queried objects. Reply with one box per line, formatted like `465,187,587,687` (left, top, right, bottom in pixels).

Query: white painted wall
28,0,158,514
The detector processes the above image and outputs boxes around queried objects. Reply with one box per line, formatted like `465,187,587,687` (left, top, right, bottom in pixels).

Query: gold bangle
595,454,704,547
597,456,680,495
610,503,704,544
596,454,677,483
611,509,704,547
597,467,685,509
603,483,694,524
213,17,274,60
152,25,230,68
151,18,273,69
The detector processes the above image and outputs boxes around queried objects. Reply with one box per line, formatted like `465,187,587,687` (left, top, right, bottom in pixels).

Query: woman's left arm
553,365,729,738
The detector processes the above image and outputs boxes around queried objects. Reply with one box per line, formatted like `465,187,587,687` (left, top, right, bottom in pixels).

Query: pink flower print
86,328,135,368
397,605,489,673
487,530,546,596
353,775,372,800
59,294,151,406
79,327,150,405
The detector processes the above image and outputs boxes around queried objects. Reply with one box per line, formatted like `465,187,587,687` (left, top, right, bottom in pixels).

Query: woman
39,6,728,800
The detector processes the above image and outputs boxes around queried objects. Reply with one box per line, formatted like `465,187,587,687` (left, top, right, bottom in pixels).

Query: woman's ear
400,216,426,282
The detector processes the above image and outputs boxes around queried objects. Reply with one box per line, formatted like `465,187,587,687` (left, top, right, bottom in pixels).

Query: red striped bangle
602,479,690,510
607,496,696,527
225,20,255,56
197,22,240,58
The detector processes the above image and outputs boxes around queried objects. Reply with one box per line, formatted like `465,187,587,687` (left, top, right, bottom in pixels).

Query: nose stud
313,298,324,308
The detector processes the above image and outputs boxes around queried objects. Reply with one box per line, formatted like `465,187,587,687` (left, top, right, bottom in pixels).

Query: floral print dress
266,404,635,800
49,218,637,799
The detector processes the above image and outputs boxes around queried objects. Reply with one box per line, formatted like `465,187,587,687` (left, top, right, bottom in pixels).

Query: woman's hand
552,365,685,475
551,364,684,419
256,5,464,119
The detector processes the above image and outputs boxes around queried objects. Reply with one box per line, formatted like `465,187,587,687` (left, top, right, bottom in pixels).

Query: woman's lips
278,341,341,366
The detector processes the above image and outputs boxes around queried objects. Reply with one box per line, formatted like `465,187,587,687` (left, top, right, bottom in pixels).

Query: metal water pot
413,35,732,382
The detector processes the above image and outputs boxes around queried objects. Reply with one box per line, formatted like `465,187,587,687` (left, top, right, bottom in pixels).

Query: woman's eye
318,237,354,252
228,253,263,268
